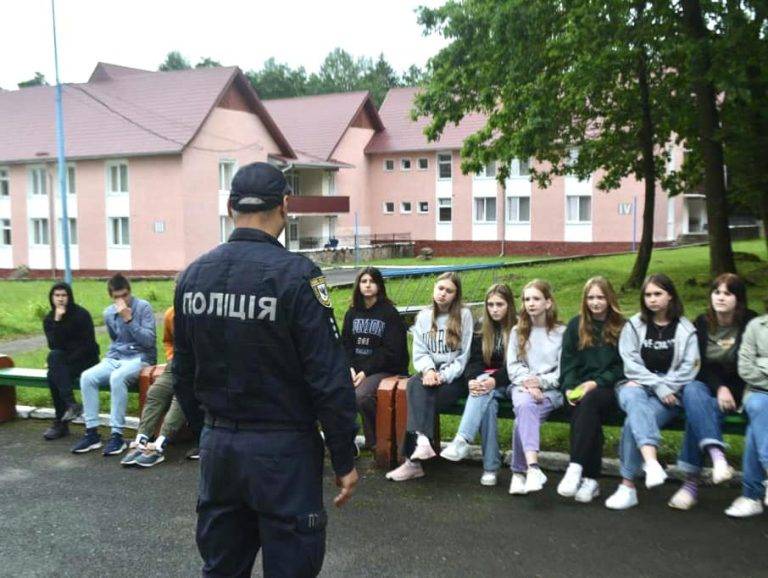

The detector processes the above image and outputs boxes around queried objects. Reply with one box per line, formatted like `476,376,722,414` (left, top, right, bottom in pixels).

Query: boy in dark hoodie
42,282,100,440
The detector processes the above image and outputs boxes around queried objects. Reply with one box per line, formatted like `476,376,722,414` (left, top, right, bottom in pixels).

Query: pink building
0,65,701,274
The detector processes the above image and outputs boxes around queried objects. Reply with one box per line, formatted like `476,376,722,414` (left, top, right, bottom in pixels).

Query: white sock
454,434,467,444
416,433,430,447
154,435,167,452
135,434,148,447
567,463,583,476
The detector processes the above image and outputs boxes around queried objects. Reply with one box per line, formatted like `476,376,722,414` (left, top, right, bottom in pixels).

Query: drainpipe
499,180,506,257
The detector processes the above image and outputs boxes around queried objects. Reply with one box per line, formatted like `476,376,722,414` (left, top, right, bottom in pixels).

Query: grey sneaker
120,447,145,466
135,449,165,468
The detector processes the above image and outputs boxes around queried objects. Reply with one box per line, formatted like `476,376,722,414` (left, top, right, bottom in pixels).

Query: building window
566,196,591,223
109,217,130,246
30,167,48,196
0,168,9,196
153,221,166,234
418,201,429,213
477,162,497,179
383,202,395,214
400,158,412,171
384,159,395,172
219,160,236,192
506,196,531,223
57,218,78,245
1,219,10,245
400,201,412,214
288,221,299,242
220,215,234,243
510,158,530,177
474,197,497,223
438,198,452,223
107,162,128,194
31,218,49,245
285,170,301,195
66,166,76,195
437,153,452,179
418,158,429,170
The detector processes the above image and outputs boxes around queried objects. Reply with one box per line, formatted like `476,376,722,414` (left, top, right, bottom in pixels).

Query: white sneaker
440,436,470,462
557,463,583,497
385,460,425,482
410,439,437,461
668,487,697,511
711,460,734,485
574,478,600,503
643,461,667,489
725,496,764,518
605,485,639,510
509,473,527,495
480,471,498,486
524,467,547,493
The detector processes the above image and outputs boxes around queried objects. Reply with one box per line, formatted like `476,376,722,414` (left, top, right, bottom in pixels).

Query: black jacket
43,283,99,369
341,299,408,376
464,329,510,389
695,309,758,403
173,227,358,476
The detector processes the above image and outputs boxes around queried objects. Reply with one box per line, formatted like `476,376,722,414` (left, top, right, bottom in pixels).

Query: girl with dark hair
557,277,625,503
668,273,757,510
507,280,566,495
440,284,516,486
386,272,474,482
342,267,409,450
606,274,700,510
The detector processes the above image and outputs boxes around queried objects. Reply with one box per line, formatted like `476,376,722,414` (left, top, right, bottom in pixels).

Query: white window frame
400,158,412,171
0,168,9,197
288,220,299,242
285,170,301,196
57,217,78,245
29,166,48,196
566,195,592,224
0,218,11,245
30,218,50,245
108,217,130,246
474,196,497,223
506,196,531,223
437,197,452,223
219,159,237,193
383,159,395,172
509,158,531,178
65,165,76,195
418,201,429,214
437,153,452,180
475,162,497,179
106,161,129,195
383,201,395,214
417,158,429,170
400,201,412,214
219,215,234,243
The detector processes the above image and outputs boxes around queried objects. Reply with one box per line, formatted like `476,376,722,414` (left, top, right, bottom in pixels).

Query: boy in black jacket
42,282,99,439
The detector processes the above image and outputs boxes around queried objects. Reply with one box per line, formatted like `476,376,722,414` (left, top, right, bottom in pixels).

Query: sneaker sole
103,444,127,456
440,452,467,462
136,455,165,468
575,490,600,503
72,442,102,454
480,479,497,487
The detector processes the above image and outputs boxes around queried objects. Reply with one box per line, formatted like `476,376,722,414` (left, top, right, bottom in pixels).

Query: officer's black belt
204,414,314,432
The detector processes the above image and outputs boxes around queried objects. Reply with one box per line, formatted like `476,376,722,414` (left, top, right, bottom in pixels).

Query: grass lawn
7,238,767,460
365,255,546,266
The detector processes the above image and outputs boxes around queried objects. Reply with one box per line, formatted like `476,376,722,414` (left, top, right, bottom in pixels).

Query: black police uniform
173,164,358,578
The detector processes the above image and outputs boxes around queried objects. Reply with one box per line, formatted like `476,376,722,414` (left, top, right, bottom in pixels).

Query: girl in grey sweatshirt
385,272,474,482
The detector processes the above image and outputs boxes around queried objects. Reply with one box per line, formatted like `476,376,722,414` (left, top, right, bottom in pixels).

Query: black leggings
569,387,618,478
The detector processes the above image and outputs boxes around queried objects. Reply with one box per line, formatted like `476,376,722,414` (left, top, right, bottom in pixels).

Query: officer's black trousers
197,425,327,578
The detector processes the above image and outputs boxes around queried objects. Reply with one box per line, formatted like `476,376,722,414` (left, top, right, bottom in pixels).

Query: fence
291,232,411,251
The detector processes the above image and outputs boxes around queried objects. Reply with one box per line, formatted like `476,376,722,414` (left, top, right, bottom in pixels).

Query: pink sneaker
410,442,437,461
385,461,425,482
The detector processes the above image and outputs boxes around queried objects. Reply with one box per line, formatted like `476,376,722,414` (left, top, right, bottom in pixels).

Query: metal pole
51,0,72,284
354,211,360,268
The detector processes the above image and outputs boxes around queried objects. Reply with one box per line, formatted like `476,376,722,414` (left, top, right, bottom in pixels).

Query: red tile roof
0,64,293,164
365,87,487,154
263,91,383,162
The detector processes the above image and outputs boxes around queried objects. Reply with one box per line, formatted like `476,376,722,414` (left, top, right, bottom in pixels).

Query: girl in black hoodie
42,282,99,439
341,267,408,449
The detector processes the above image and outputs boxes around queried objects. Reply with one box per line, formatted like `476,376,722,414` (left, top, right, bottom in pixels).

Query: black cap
229,162,292,212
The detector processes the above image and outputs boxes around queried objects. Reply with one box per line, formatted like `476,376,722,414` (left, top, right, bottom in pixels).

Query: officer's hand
334,468,359,508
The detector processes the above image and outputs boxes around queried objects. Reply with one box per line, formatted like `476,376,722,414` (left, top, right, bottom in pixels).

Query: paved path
2,419,766,577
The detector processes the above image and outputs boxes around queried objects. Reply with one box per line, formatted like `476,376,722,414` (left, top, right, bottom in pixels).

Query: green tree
18,72,48,88
159,51,191,71
246,58,309,99
195,57,222,68
362,53,400,106
401,64,425,86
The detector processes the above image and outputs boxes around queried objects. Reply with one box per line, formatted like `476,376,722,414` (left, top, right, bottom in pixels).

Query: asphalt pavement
2,419,767,577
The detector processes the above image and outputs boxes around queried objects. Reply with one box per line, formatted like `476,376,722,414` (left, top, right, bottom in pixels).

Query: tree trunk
625,5,656,289
680,0,737,275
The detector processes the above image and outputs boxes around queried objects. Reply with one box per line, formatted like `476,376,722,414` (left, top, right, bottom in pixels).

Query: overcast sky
0,0,449,89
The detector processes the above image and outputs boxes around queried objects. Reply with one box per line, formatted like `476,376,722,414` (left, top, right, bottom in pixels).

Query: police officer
173,162,359,577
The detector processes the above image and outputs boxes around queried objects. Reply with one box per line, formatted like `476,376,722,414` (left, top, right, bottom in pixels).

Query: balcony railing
287,195,349,214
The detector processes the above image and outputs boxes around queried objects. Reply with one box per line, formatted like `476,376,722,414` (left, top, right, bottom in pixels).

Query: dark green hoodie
559,315,624,391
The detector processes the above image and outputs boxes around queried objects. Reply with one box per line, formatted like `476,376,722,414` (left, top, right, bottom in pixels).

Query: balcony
287,195,349,215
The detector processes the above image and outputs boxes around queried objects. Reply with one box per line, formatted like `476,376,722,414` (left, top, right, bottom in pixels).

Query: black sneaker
43,420,69,440
185,447,200,460
103,433,127,456
61,403,83,422
72,429,102,453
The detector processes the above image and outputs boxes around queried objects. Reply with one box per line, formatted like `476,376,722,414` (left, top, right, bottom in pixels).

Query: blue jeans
677,380,726,475
457,388,505,471
80,357,147,434
742,392,768,500
618,385,682,480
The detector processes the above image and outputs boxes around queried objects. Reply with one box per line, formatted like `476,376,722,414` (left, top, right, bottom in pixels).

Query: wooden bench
0,354,161,423
376,376,749,469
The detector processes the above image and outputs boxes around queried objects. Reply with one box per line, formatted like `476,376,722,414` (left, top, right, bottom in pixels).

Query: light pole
51,0,72,284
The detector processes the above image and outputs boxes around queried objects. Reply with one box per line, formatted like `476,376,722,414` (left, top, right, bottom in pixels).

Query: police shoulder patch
310,276,332,308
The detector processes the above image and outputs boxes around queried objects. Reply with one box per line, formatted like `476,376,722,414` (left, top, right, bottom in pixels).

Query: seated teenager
441,283,516,487
669,273,757,510
605,274,699,510
386,272,473,482
507,280,565,495
342,267,409,451
557,276,625,503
